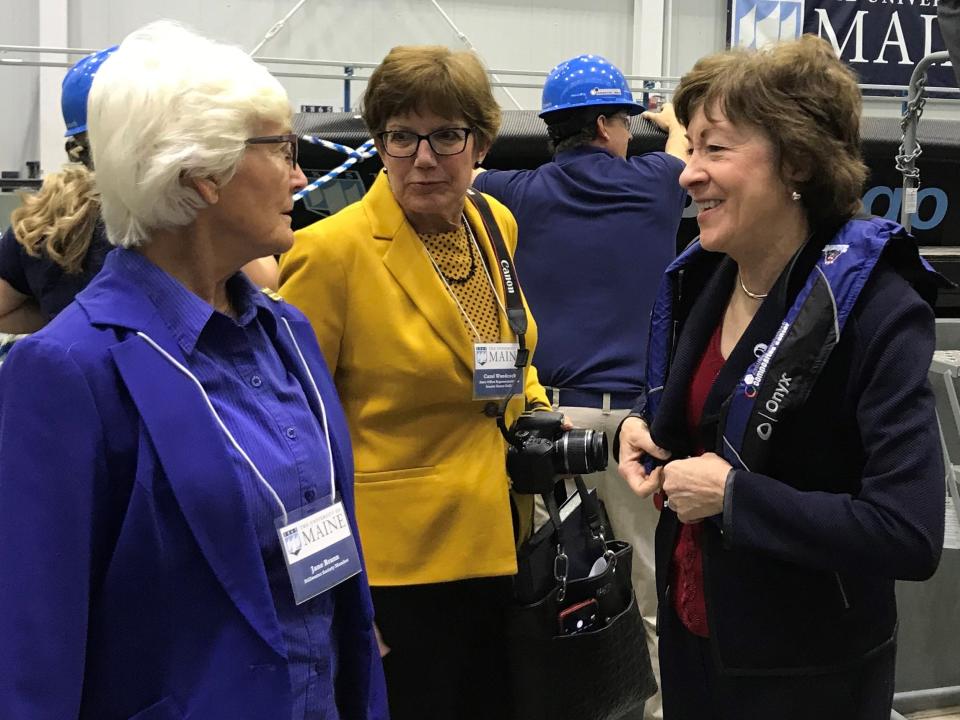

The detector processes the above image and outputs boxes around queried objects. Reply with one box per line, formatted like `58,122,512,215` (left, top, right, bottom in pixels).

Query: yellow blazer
279,172,550,586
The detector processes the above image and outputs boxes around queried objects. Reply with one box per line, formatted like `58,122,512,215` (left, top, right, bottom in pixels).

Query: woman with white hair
0,21,387,720
0,46,278,337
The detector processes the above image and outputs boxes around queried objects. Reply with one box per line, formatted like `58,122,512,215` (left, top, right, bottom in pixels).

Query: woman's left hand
661,452,732,524
560,415,573,430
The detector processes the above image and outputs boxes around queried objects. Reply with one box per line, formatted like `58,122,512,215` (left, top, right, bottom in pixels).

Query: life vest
645,216,942,474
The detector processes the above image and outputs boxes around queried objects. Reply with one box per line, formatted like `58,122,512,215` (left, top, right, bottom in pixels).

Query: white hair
88,20,291,248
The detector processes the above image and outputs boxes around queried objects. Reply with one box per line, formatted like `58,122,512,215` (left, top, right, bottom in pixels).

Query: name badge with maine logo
473,342,524,400
275,498,361,604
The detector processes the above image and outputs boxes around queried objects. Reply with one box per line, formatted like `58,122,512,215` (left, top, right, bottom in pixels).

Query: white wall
65,0,642,114
2,0,728,176
4,0,949,177
0,0,40,177
667,0,726,77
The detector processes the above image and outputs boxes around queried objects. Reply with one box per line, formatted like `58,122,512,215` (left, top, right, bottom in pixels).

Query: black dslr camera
506,411,608,494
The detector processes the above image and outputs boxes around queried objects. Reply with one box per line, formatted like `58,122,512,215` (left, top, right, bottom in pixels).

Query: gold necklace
737,271,768,300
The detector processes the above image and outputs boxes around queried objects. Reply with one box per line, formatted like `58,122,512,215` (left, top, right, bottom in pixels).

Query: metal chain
896,71,929,182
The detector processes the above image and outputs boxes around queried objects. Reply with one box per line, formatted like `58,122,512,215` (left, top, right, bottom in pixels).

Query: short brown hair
673,35,867,227
361,45,501,151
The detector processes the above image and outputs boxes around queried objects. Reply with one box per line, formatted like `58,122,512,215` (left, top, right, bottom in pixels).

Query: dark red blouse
669,320,725,637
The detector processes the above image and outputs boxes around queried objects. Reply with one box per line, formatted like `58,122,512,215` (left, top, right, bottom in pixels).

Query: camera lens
556,429,608,475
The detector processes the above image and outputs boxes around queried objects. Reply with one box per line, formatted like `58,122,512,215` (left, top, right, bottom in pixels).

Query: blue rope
293,137,378,202
0,334,26,367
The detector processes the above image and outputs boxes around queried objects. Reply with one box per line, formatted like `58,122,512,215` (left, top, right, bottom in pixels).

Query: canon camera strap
466,188,532,441
466,188,528,346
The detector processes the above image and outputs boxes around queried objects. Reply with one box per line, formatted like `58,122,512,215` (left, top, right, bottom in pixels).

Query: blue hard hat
539,54,644,120
61,46,117,137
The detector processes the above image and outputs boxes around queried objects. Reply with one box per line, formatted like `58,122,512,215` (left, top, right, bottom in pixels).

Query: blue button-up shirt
474,146,686,394
115,249,341,720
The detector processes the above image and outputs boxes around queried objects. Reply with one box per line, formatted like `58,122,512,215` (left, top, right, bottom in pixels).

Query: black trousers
371,576,513,720
658,605,896,720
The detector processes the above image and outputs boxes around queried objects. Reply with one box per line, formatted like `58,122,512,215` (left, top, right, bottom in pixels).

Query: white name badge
275,498,362,605
473,342,524,400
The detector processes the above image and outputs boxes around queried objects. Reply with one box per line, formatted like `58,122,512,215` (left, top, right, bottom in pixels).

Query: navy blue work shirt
474,146,686,395
116,249,342,720
0,220,112,319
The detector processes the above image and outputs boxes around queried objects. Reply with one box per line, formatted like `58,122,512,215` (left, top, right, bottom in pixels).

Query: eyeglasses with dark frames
377,127,473,158
245,133,299,169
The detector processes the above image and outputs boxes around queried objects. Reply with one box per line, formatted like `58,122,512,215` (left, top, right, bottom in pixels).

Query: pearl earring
791,191,801,201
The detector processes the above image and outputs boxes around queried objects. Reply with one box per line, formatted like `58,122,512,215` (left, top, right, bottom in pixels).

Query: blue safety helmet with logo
61,45,118,137
539,54,644,120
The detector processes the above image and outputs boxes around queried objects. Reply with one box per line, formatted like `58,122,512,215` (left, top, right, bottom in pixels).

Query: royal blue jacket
0,220,112,319
0,253,387,719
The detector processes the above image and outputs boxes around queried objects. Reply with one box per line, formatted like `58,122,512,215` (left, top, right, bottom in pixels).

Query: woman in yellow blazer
279,45,550,720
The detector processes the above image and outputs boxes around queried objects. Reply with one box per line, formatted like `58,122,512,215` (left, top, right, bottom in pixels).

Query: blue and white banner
730,0,805,49
728,0,955,89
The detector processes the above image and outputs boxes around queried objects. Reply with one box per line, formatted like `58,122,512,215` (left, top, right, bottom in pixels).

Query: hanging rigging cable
249,0,314,56
429,0,523,110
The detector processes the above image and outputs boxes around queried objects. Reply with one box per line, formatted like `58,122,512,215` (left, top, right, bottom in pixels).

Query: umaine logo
475,345,488,366
731,0,803,49
282,527,302,556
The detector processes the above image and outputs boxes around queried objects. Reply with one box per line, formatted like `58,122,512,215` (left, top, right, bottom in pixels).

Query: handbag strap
541,489,570,602
573,475,617,565
573,475,606,542
540,477,614,603
571,476,617,571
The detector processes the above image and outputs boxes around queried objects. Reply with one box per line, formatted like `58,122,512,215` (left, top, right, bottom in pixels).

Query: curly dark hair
673,35,867,227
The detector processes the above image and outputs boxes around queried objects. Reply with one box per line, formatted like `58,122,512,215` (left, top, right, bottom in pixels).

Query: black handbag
514,480,612,605
507,479,657,720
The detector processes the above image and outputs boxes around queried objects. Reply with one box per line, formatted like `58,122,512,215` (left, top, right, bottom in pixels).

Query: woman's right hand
618,416,672,497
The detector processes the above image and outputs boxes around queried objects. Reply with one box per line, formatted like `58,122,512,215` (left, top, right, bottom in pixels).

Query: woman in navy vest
616,35,945,720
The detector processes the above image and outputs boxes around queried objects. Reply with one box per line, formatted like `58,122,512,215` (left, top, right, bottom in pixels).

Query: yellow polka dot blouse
419,221,501,344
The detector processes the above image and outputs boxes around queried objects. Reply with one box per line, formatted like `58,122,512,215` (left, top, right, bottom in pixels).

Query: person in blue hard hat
0,46,279,337
0,46,116,334
473,53,687,719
